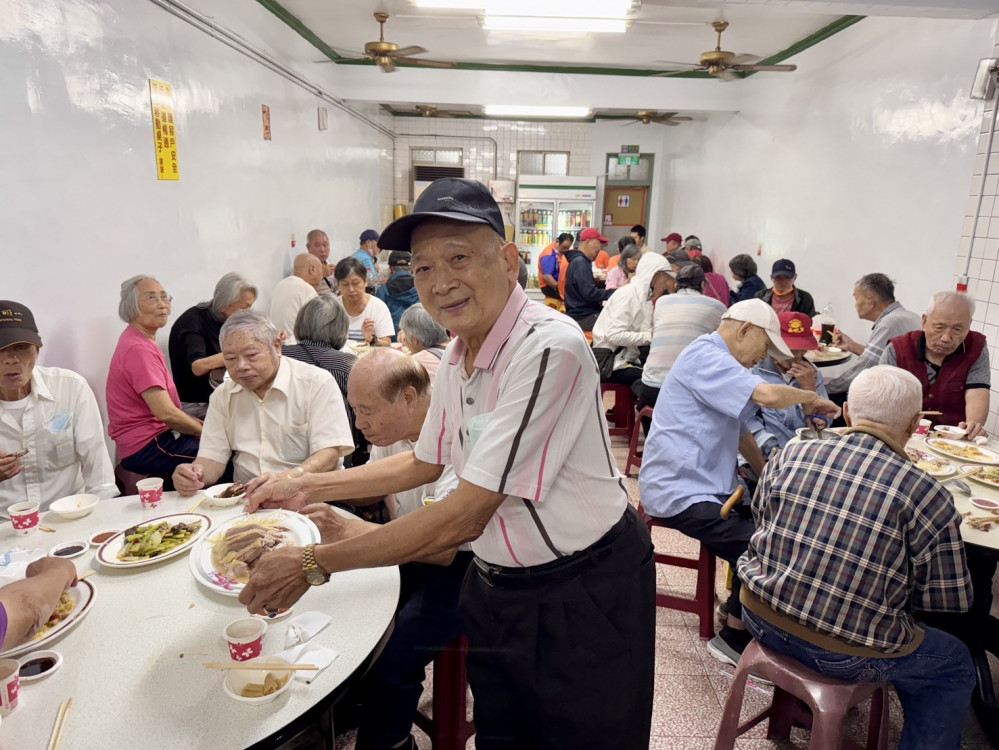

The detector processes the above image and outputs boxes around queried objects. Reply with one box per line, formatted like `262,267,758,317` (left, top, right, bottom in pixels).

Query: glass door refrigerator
516,176,598,274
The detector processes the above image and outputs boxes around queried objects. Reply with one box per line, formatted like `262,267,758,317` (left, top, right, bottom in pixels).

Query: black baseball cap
771,259,796,278
379,178,506,252
675,264,706,289
0,301,43,350
387,250,412,267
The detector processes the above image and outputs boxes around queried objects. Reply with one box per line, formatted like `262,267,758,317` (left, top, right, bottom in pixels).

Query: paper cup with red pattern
224,618,267,662
8,502,39,536
0,659,20,715
136,477,164,509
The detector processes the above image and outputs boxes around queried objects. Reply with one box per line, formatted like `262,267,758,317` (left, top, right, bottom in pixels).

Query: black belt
473,507,634,590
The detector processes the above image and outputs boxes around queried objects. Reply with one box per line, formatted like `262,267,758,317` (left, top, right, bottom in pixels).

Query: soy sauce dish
17,650,63,682
49,541,89,559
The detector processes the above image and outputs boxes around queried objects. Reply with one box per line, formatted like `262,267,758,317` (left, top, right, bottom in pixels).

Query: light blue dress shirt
746,358,827,451
639,332,764,518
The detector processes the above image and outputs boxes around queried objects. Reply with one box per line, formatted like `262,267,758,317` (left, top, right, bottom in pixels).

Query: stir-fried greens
117,520,202,561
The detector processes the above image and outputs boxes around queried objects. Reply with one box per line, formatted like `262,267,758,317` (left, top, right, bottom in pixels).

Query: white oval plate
969,496,999,511
0,580,95,659
188,510,320,597
925,438,999,466
97,513,212,569
962,464,999,490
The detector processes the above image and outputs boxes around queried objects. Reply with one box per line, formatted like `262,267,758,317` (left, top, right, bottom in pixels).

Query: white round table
0,492,399,750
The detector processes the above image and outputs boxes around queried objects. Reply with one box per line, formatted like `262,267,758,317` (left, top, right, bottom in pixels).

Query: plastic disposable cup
136,477,164,509
0,659,20,715
916,419,932,436
225,618,267,662
8,502,39,535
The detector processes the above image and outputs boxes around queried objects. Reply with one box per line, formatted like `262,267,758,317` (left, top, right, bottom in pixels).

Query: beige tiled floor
332,430,999,750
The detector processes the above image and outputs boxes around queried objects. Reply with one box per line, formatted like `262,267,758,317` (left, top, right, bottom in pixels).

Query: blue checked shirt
739,429,971,653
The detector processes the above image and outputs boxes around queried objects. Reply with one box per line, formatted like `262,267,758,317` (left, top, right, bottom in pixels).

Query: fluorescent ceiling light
415,0,635,15
482,16,628,33
484,105,591,118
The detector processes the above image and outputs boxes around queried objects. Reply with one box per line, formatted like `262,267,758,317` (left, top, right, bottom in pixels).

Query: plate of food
805,347,850,364
904,447,957,477
961,464,999,490
925,438,999,465
0,579,96,659
96,514,211,569
188,510,320,597
203,482,248,509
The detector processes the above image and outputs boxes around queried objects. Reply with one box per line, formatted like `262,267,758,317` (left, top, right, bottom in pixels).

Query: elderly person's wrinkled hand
299,503,352,544
238,546,310,614
361,318,376,344
173,463,205,497
809,396,841,422
244,473,310,513
960,420,987,441
26,556,78,589
831,329,858,355
0,453,24,482
787,361,817,392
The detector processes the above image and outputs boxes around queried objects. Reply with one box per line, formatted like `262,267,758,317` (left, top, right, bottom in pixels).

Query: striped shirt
642,290,727,387
826,301,922,394
739,428,971,653
414,285,628,567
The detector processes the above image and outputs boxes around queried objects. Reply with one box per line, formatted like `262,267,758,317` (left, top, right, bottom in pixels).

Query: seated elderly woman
168,272,257,420
0,556,77,650
334,257,395,347
398,303,450,384
0,301,117,512
106,276,202,479
729,254,767,305
605,242,643,290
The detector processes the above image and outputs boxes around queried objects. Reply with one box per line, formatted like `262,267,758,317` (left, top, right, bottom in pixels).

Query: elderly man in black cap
755,259,816,317
239,178,656,750
0,301,117,512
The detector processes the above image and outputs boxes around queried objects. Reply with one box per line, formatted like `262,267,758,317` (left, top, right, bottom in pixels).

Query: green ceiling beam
255,0,342,60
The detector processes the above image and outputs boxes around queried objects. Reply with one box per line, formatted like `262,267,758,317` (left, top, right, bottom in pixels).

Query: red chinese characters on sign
148,79,179,180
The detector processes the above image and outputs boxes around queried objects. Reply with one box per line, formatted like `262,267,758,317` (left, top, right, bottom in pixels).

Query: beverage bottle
818,303,836,345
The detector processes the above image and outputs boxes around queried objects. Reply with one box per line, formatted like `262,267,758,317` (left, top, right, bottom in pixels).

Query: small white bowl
49,541,89,559
203,483,246,508
49,494,99,520
222,656,294,705
17,650,63,683
969,496,999,510
934,425,968,440
89,529,121,548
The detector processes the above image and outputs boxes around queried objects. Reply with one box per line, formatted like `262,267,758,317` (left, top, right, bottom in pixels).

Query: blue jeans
743,608,976,750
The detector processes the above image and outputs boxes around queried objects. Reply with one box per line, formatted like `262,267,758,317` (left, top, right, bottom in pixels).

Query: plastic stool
624,406,654,476
714,640,890,750
638,502,717,640
600,383,636,437
413,635,475,750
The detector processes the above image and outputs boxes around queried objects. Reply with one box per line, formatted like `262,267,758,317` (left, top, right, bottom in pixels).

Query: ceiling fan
358,12,457,73
652,21,796,81
624,111,693,126
412,105,477,118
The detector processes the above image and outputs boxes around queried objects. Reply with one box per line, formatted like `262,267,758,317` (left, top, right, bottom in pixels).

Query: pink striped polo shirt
414,285,628,567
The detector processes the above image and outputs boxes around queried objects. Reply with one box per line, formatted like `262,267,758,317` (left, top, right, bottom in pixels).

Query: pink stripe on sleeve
533,365,582,502
498,515,524,567
437,408,447,464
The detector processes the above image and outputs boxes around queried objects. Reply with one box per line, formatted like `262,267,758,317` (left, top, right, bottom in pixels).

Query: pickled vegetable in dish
32,592,74,641
117,521,203,562
210,516,291,583
240,671,289,698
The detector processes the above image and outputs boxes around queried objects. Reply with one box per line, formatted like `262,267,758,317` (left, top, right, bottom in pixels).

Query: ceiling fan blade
397,57,457,69
727,54,760,65
718,69,741,82
732,64,797,73
622,120,641,126
379,58,396,73
665,116,693,121
653,118,680,126
392,45,428,58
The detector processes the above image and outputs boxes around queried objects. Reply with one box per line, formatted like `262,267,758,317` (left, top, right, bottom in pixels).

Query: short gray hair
399,303,448,349
847,365,922,434
219,310,280,353
926,291,975,319
294,295,349,349
118,275,155,323
209,273,258,320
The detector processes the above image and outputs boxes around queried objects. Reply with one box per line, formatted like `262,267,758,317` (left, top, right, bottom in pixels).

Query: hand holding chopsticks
46,697,72,750
203,662,318,671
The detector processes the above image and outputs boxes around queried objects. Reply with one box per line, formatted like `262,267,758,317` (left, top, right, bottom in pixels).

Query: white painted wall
651,16,994,344
0,0,391,434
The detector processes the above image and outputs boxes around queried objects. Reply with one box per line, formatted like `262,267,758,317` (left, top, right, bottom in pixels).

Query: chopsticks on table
46,697,72,750
78,570,96,581
203,662,318,671
940,467,984,484
186,494,207,513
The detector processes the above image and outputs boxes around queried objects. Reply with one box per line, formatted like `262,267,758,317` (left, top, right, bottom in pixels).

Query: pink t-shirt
106,327,179,458
702,272,730,307
771,291,795,315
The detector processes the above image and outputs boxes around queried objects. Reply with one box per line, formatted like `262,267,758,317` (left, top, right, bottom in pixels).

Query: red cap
777,312,818,352
579,227,608,244
661,232,682,244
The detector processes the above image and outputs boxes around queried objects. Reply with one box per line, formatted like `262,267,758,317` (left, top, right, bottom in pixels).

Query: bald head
293,253,323,285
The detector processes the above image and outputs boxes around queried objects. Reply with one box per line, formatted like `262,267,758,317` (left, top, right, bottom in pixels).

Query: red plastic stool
600,383,636,437
414,635,475,750
637,502,717,640
714,640,890,750
624,406,654,476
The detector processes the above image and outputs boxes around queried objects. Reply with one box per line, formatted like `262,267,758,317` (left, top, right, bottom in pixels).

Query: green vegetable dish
117,521,203,562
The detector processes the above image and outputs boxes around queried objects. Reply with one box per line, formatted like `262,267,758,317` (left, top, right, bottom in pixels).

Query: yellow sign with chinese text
149,79,179,181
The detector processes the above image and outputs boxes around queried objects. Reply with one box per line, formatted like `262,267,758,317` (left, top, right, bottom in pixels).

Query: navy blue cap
379,178,506,252
771,259,796,278
359,229,380,243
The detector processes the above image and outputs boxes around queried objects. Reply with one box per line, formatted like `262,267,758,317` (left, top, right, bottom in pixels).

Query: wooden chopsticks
186,495,207,513
203,662,318,671
940,467,984,484
78,570,96,581
46,697,72,750
919,410,943,416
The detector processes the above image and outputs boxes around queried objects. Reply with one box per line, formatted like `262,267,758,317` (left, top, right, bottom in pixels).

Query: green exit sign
618,155,640,165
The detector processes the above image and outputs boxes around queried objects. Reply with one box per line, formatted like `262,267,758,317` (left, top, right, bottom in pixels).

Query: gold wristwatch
302,544,330,586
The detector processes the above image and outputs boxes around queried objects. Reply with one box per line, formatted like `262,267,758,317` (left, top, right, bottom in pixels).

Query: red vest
890,330,986,426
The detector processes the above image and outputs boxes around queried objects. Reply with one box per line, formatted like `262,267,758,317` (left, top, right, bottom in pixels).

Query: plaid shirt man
739,427,971,653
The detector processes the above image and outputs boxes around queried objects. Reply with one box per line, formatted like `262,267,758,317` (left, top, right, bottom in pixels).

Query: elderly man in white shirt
172,310,353,495
0,301,117,511
269,253,323,344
